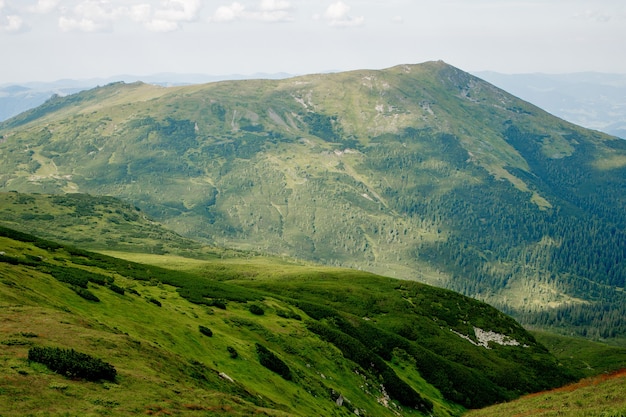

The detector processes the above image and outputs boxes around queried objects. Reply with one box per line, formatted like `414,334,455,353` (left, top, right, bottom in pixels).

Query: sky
1,0,625,83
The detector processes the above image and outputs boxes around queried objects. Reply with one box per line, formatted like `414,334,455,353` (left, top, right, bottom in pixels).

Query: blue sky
1,0,625,82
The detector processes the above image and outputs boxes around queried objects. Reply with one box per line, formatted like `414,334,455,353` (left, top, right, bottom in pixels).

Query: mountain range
1,61,625,340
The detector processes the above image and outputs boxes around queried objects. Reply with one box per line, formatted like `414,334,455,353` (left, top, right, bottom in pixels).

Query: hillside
0,226,579,416
464,370,626,417
1,61,625,338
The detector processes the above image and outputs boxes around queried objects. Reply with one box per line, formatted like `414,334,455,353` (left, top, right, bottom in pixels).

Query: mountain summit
1,61,625,337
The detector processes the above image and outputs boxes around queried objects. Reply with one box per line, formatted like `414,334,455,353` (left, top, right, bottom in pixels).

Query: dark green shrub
28,346,116,382
198,325,213,337
255,343,291,380
148,297,161,307
127,288,140,296
109,283,125,295
248,304,264,315
73,287,100,302
276,310,302,320
210,299,226,309
227,346,238,359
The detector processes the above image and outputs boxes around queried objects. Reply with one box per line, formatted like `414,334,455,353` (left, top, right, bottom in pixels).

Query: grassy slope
462,333,626,416
0,231,463,417
463,371,626,417
1,225,584,417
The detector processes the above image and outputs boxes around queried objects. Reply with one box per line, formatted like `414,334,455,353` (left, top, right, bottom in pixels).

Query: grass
463,370,626,417
0,225,590,416
531,331,626,377
1,232,443,416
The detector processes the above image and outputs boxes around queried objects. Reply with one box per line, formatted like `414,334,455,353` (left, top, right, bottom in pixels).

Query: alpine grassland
463,370,626,417
1,61,626,415
0,225,592,416
1,62,625,340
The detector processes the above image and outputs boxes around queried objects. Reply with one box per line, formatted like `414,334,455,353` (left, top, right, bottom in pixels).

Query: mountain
1,61,625,339
0,73,293,122
0,226,576,416
474,71,626,139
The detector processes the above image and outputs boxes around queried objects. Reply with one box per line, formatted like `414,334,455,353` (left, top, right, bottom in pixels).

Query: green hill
1,226,578,416
1,61,625,338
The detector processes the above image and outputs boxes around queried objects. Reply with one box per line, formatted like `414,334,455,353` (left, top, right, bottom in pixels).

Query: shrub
198,325,213,337
148,297,162,307
276,310,302,321
127,288,140,296
28,346,116,382
210,299,226,310
109,283,125,295
227,346,238,359
248,304,264,316
73,287,100,302
255,343,291,380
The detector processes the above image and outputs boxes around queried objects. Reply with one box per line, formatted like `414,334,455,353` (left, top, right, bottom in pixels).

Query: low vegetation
28,346,116,382
0,225,597,416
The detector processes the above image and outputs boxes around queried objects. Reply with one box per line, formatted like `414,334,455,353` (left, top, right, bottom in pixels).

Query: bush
276,309,302,321
198,325,213,337
248,304,265,315
227,346,238,359
109,283,125,295
255,343,291,380
28,346,116,382
73,287,100,302
148,297,162,307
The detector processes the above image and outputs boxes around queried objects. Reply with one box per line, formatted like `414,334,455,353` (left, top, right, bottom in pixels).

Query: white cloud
58,0,125,32
323,1,364,27
0,1,25,32
134,0,203,32
211,0,293,23
55,0,204,33
1,13,24,32
28,0,60,14
129,4,152,23
212,2,245,22
153,0,202,23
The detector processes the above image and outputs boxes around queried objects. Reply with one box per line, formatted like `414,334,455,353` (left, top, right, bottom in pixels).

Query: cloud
0,1,25,33
153,0,202,23
211,0,293,23
1,13,24,32
28,0,60,14
212,2,245,22
322,1,364,27
56,0,204,33
134,0,203,32
58,0,125,32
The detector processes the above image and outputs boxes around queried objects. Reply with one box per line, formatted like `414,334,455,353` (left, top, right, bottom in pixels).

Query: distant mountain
474,71,626,139
1,61,625,339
